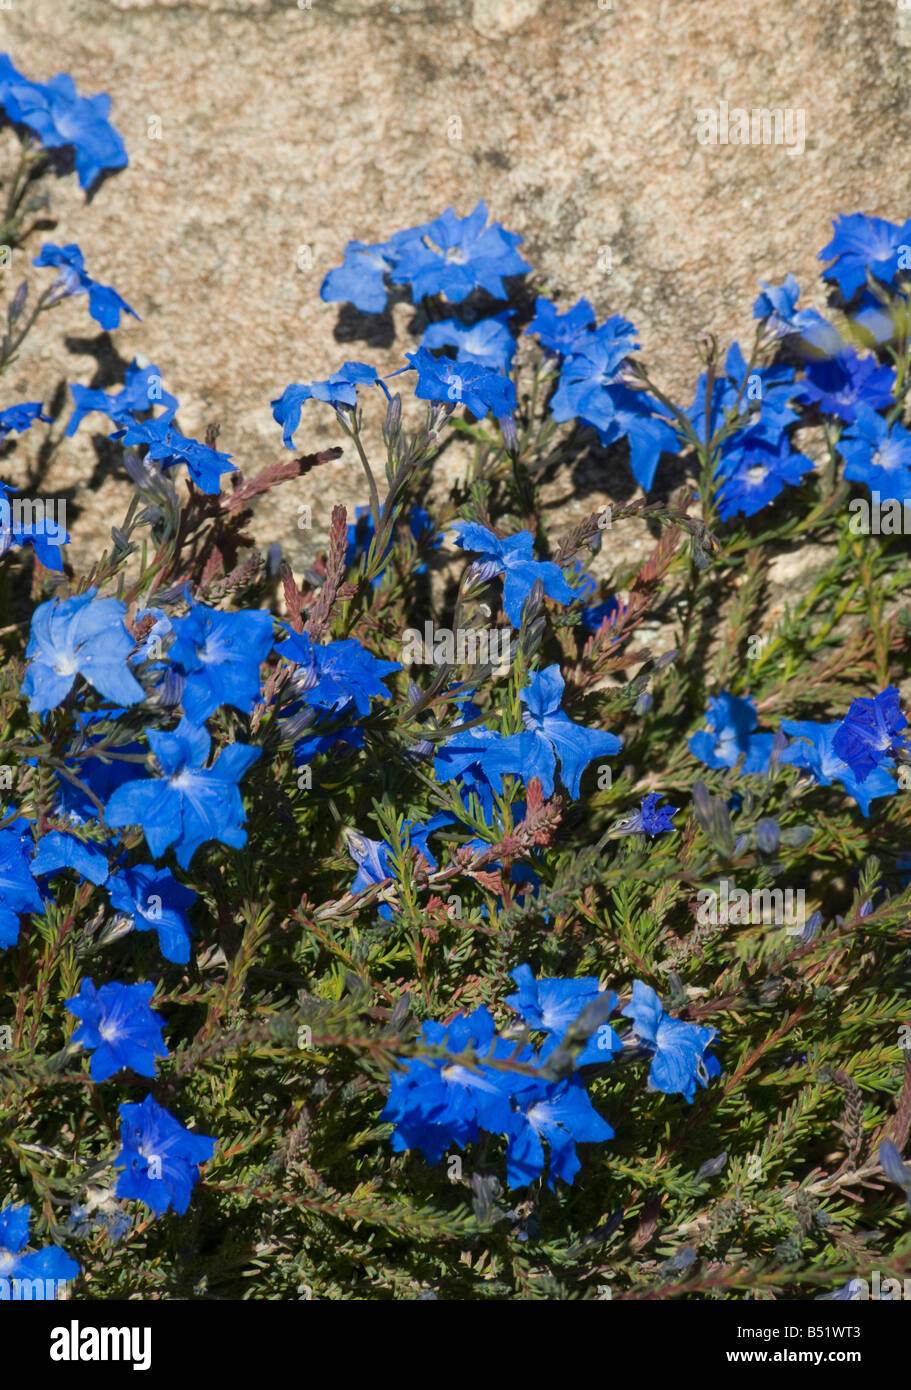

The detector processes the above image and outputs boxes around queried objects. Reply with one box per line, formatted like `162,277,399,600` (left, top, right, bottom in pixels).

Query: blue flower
582,592,621,633
0,480,69,571
107,864,197,964
420,312,516,373
525,296,596,355
112,413,235,494
714,433,814,521
65,360,178,436
752,274,837,350
504,1075,614,1189
115,1094,215,1217
793,349,895,424
0,401,51,441
615,793,679,836
166,599,274,724
688,691,774,775
66,979,168,1082
592,385,681,492
819,213,911,299
405,346,516,419
381,1000,613,1188
33,243,137,330
0,824,45,949
548,319,678,490
320,234,410,314
390,202,530,303
0,61,127,190
105,719,261,869
433,709,512,820
451,521,575,627
621,980,720,1103
22,588,145,714
779,718,898,816
832,686,908,783
31,830,109,885
484,663,622,799
275,627,400,716
293,723,365,763
505,963,621,1066
345,813,451,917
837,405,911,501
549,316,642,420
0,1202,79,1296
686,343,799,449
381,1006,532,1162
271,362,383,449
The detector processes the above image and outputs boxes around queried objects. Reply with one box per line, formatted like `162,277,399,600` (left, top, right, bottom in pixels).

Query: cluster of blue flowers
3,49,911,1278
382,970,718,1189
689,686,907,817
287,206,911,527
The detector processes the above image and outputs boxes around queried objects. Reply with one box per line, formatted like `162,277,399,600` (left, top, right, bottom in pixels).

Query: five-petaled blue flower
622,980,720,1103
65,359,178,436
548,317,678,491
66,979,168,1082
105,718,261,868
115,1094,215,1217
420,312,516,373
390,202,531,303
714,433,814,521
405,346,516,420
22,588,145,714
752,274,836,350
0,56,127,190
837,405,911,502
504,1074,614,1189
275,627,400,715
166,599,274,724
793,349,895,425
779,718,898,816
33,243,138,330
688,691,774,775
433,704,513,820
112,413,235,494
271,362,383,448
319,231,412,314
381,1006,534,1163
525,295,596,355
0,401,51,441
451,521,576,628
344,813,451,918
0,479,69,571
615,793,679,836
107,864,198,964
832,686,908,783
819,213,911,299
484,663,622,799
505,963,621,1066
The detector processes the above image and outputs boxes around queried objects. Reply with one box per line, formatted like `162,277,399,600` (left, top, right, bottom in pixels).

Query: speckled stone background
1,0,910,584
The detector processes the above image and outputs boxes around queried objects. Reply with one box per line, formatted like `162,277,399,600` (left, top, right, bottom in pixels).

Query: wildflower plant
2,54,911,1307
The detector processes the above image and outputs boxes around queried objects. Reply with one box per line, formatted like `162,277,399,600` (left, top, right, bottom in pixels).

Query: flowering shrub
2,52,911,1303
